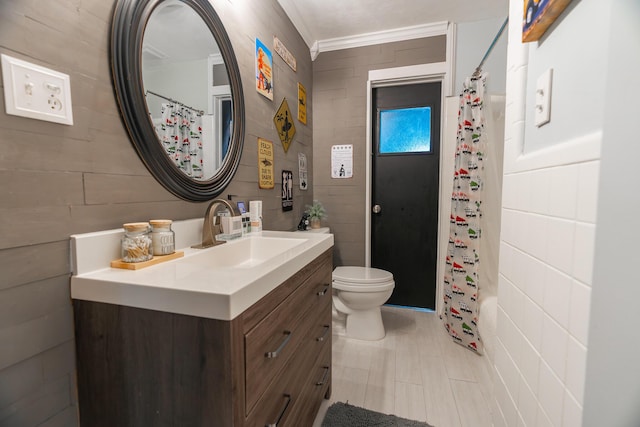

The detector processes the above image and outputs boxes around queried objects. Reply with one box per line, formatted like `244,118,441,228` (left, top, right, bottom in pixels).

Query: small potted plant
305,200,326,229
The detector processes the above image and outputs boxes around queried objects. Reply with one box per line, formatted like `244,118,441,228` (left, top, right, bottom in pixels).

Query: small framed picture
236,201,246,214
522,0,572,42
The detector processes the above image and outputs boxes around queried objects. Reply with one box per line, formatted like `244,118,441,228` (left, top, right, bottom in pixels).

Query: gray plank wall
312,37,446,266
0,0,312,425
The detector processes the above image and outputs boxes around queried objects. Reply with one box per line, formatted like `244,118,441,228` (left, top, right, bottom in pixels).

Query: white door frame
365,61,450,313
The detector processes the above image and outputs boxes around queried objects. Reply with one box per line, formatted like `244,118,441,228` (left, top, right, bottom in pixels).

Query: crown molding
313,21,449,60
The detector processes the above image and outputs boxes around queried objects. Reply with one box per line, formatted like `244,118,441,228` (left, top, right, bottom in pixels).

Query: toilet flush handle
372,204,382,214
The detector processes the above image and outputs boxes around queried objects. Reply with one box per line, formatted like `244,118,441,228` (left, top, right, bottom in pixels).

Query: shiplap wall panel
312,36,446,266
0,0,313,424
0,242,69,290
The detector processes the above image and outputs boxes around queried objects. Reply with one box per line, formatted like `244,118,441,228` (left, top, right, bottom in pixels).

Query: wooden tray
110,251,184,270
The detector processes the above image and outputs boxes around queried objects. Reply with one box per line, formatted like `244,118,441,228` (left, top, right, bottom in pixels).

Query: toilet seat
332,266,395,292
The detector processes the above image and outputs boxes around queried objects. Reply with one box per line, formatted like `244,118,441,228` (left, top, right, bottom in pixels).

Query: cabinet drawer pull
317,285,330,296
316,366,330,386
266,394,291,427
316,324,331,342
265,331,292,359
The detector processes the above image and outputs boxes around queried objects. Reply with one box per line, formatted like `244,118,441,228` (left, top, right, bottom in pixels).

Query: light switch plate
535,68,552,127
1,54,73,125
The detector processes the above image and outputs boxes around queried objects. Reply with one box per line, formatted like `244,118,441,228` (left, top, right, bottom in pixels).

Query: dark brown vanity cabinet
73,249,333,427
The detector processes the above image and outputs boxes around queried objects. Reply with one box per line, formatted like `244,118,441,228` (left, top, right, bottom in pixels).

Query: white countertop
70,221,333,321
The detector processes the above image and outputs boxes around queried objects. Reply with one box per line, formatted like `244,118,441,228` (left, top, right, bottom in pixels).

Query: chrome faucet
192,198,238,249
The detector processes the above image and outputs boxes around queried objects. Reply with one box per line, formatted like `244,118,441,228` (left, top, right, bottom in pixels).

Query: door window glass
379,106,431,154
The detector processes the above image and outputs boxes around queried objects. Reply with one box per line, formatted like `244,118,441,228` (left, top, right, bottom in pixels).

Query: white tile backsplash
543,267,573,329
497,151,598,427
529,169,551,215
572,222,596,286
547,165,579,219
540,314,569,380
496,4,599,424
564,337,587,405
495,339,521,401
544,218,576,274
495,371,519,427
536,406,554,427
521,294,544,351
524,255,547,307
519,338,541,395
518,374,539,426
569,281,591,346
496,306,523,366
576,161,600,223
526,214,550,261
537,361,565,426
562,391,583,427
499,275,525,330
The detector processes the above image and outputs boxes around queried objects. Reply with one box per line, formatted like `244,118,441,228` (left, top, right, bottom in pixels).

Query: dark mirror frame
111,0,245,202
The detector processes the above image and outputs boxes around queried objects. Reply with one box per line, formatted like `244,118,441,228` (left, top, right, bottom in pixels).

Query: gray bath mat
322,402,434,426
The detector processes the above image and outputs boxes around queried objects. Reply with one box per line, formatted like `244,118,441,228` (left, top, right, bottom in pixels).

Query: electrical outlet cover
1,54,73,125
535,68,552,127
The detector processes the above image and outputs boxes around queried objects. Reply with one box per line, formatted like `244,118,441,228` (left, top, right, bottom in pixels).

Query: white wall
522,1,609,154
493,0,604,425
143,57,209,116
582,1,640,425
455,17,508,95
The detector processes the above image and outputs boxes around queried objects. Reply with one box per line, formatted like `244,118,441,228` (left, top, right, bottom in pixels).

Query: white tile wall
496,161,597,426
494,2,599,425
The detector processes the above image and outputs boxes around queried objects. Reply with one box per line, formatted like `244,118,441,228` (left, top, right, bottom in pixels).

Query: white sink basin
186,236,305,269
70,226,333,321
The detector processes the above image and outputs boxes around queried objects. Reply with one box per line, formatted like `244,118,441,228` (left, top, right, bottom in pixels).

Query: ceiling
277,0,508,52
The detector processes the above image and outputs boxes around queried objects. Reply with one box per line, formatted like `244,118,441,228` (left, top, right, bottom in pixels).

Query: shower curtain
442,74,487,354
158,102,204,179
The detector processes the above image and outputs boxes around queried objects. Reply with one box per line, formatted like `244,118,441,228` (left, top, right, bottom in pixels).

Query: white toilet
332,266,395,341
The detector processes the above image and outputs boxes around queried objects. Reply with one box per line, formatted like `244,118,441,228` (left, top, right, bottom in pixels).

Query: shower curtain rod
472,17,509,78
145,90,204,115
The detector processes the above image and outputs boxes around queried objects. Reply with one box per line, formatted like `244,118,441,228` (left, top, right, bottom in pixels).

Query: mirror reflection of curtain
158,102,204,179
221,99,232,157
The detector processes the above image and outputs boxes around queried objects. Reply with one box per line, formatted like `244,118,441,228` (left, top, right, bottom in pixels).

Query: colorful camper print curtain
442,74,487,354
158,102,204,179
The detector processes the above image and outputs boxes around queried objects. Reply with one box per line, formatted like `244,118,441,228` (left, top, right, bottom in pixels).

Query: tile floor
312,306,496,427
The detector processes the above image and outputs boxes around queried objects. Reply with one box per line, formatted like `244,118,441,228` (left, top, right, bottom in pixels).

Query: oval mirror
111,0,245,201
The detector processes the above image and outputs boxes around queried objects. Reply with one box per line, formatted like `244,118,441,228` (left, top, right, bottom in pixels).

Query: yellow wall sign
258,138,274,189
297,83,307,124
273,98,296,153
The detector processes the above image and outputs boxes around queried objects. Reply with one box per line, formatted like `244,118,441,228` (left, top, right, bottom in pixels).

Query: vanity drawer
244,317,332,427
287,339,332,426
306,290,332,354
242,342,306,427
244,268,330,413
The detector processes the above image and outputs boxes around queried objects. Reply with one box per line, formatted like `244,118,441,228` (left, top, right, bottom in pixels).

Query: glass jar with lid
150,219,175,256
121,222,153,263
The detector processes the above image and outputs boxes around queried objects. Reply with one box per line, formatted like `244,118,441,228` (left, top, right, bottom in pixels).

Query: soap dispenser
249,200,262,232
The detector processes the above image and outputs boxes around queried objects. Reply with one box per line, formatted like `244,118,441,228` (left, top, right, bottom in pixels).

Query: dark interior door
371,82,441,309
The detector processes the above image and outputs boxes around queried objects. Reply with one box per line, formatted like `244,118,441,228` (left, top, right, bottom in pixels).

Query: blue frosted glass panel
379,107,431,154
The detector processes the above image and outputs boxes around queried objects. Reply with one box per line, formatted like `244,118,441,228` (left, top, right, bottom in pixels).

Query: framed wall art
255,38,273,100
297,82,307,124
258,137,274,189
522,0,572,42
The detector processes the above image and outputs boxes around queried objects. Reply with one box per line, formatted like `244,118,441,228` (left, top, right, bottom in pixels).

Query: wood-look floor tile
421,356,463,427
312,307,496,427
364,384,395,415
395,381,428,422
450,379,493,427
329,364,369,408
396,334,423,385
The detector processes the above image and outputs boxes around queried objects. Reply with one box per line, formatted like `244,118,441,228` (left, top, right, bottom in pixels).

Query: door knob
372,204,382,214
